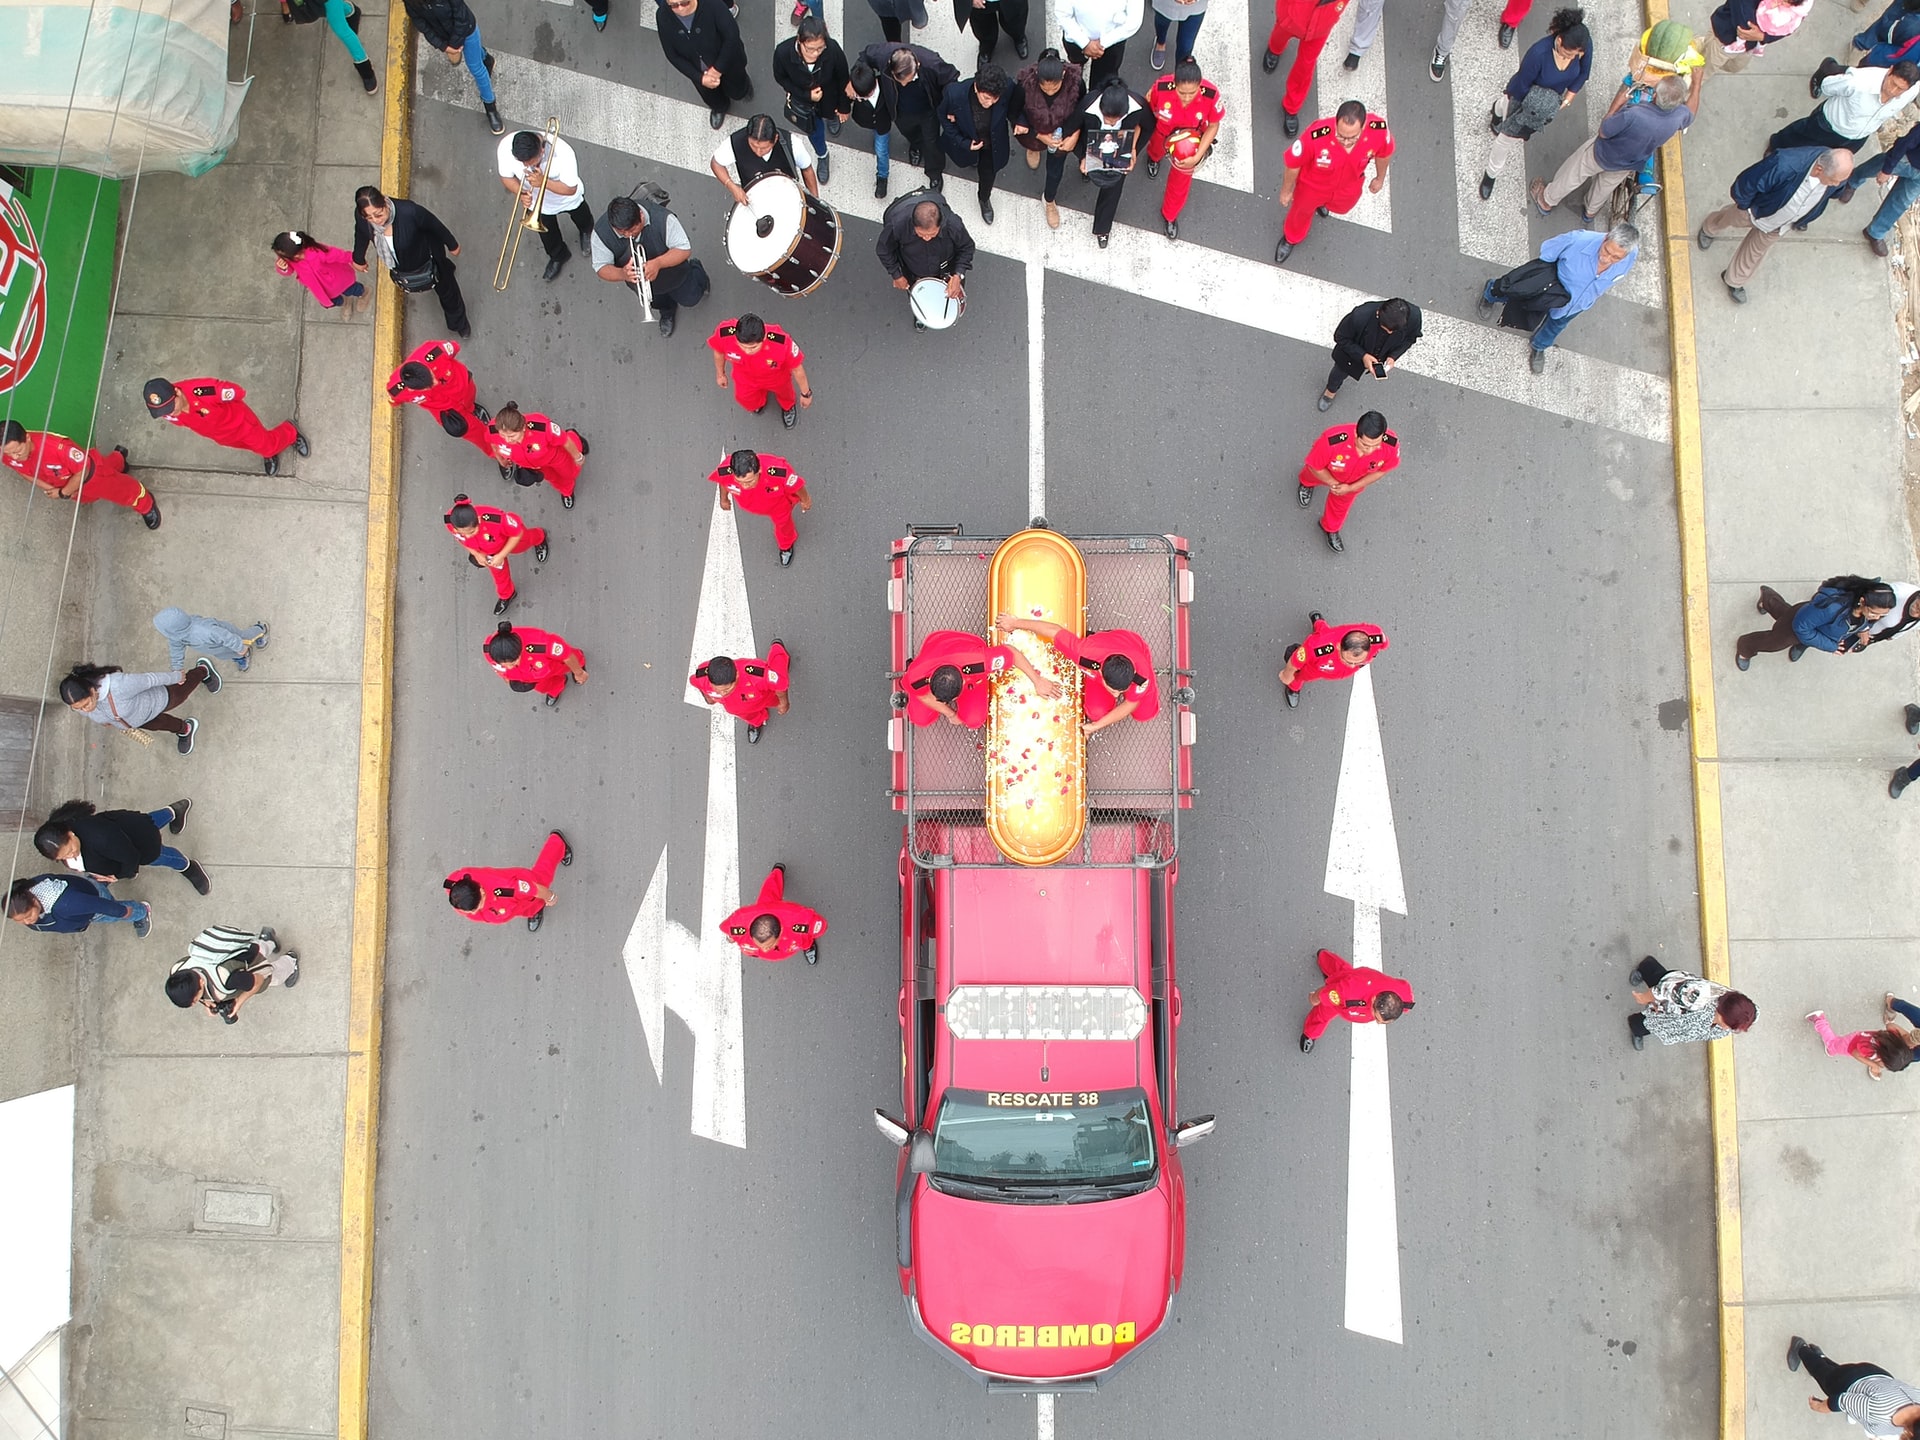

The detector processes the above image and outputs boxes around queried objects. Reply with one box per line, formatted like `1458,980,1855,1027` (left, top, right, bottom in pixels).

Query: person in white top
1059,0,1142,86
497,130,595,282
1769,61,1920,152
710,113,821,205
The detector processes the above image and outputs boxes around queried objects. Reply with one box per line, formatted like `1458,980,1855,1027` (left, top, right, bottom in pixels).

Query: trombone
493,116,559,291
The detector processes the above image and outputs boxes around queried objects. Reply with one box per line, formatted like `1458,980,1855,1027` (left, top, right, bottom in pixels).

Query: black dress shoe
263,455,279,475
545,691,561,708
542,254,567,282
183,860,212,896
1906,703,1920,735
1274,238,1294,264
1262,48,1280,72
293,432,311,457
980,199,994,224
1343,49,1360,68
1325,529,1344,553
527,911,543,932
143,500,163,530
746,724,763,743
1298,484,1312,506
1146,157,1160,178
908,146,922,164
1529,347,1546,375
1892,767,1912,800
494,594,514,615
1788,644,1807,662
534,540,549,562
1479,173,1495,200
779,546,794,566
805,943,820,964
1498,21,1516,46
1309,610,1323,624
1316,392,1333,411
168,799,191,833
1787,1337,1807,1373
561,492,575,509
1299,1034,1314,1053
1282,108,1299,136
710,108,726,130
1316,205,1329,217
781,406,797,428
1164,218,1178,239
1284,687,1299,708
1017,37,1029,56
1097,232,1109,248
875,174,889,198
555,829,573,865
1630,1023,1645,1051
659,309,676,337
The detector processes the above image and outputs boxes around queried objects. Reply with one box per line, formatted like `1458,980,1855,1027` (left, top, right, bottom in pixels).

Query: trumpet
493,116,560,291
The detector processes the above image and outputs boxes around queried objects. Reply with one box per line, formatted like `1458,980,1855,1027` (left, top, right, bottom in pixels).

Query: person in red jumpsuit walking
1264,0,1351,132
1295,410,1400,553
996,614,1159,732
485,404,588,509
709,449,813,566
444,830,573,932
1298,947,1414,1052
386,338,491,450
144,376,307,475
1274,100,1394,263
721,862,827,963
901,628,1055,727
708,313,815,429
484,620,588,707
1145,60,1226,240
1278,611,1388,708
690,642,792,743
2,421,161,531
444,495,549,615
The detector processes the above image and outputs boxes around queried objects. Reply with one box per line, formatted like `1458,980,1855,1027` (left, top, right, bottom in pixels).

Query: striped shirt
172,925,263,1000
1840,1373,1920,1436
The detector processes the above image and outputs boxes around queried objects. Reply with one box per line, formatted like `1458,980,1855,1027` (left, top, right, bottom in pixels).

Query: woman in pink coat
271,230,367,313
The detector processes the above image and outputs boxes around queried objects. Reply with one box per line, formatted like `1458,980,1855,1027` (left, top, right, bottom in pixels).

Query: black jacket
656,0,748,84
402,0,478,50
773,36,852,119
876,189,975,279
1330,299,1422,379
66,810,165,879
939,77,1027,170
352,197,459,270
859,41,960,133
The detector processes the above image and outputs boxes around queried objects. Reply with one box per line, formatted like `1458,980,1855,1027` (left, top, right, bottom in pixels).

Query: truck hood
911,1181,1171,1380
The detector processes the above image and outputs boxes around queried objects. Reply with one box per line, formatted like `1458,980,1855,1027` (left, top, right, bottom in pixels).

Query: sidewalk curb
337,9,412,1438
1642,16,1746,1436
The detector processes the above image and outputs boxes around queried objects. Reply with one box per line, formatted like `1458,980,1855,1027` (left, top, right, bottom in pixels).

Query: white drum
909,277,965,330
724,174,842,297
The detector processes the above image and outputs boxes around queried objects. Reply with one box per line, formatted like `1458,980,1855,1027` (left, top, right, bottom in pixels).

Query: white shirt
1753,169,1829,231
711,131,817,184
1060,0,1143,47
588,212,692,270
496,134,586,216
1817,66,1920,139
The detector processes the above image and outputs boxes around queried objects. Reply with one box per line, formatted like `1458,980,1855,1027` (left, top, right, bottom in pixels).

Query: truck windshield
931,1089,1156,1189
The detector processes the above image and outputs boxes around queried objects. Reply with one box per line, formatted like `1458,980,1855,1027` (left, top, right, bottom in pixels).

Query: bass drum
725,174,842,297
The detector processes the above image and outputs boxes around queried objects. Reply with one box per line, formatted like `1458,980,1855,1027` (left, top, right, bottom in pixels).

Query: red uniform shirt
707,322,805,385
1290,618,1389,682
163,378,247,432
1148,76,1227,142
446,504,533,560
1301,424,1400,484
485,627,575,685
720,899,828,960
1052,628,1160,723
487,415,581,470
689,652,789,722
3,430,93,487
445,866,546,922
903,630,1018,728
387,339,478,418
1314,963,1414,1018
708,454,806,517
1285,114,1394,202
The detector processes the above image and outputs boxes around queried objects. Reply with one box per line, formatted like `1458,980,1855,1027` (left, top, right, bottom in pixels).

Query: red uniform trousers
448,832,567,923
527,443,583,500
180,402,298,458
734,488,799,550
1268,0,1346,115
1144,132,1198,221
473,528,546,600
1282,175,1363,244
1302,949,1413,1038
78,451,155,514
1500,0,1530,25
733,368,798,414
1297,465,1359,533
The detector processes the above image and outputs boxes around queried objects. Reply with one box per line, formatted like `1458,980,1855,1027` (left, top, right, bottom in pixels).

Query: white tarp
0,0,250,177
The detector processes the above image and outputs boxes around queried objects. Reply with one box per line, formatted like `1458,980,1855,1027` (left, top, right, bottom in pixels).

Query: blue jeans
1152,9,1204,59
1893,996,1920,1027
460,28,495,105
1480,279,1576,351
148,809,190,871
1846,153,1920,241
873,128,891,179
807,114,829,157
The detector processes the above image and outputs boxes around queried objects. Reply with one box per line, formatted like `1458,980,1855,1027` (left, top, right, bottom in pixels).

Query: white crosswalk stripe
1450,19,1527,267
1183,0,1254,192
1311,3,1391,232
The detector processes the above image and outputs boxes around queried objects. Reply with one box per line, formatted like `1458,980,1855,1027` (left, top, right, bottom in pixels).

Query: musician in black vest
710,113,822,206
591,194,708,337
656,0,754,130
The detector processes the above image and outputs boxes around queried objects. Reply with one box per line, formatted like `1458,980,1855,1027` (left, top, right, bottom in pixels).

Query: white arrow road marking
621,498,756,1148
1037,1392,1055,1440
1309,3,1392,233
421,45,1671,441
1323,662,1406,1344
1450,18,1530,270
1186,0,1254,193
1027,259,1046,519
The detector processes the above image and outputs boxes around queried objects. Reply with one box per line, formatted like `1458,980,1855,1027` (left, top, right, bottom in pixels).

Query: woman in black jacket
34,799,210,895
773,16,853,182
351,187,468,336
402,0,502,134
939,64,1027,222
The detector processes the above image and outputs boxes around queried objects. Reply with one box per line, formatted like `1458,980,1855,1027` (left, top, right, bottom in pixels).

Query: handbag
783,95,819,130
390,256,439,292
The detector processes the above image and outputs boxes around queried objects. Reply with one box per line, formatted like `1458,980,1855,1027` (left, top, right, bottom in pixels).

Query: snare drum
725,174,843,298
908,277,965,330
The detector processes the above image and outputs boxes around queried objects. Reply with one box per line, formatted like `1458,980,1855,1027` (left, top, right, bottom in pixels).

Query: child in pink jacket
271,230,367,312
1806,1005,1915,1078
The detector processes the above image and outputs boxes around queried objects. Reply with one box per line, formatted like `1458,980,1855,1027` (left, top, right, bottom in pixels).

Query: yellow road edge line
1643,21,1745,1435
338,10,413,1439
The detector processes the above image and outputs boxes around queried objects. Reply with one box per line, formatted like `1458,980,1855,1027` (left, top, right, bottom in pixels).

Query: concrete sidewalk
1670,0,1920,1434
53,8,384,1435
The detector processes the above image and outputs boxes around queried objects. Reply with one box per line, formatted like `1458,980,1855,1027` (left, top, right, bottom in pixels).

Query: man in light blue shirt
1480,222,1638,374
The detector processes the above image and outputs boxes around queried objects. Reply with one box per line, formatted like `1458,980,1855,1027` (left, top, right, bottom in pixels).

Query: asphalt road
368,2,1714,1435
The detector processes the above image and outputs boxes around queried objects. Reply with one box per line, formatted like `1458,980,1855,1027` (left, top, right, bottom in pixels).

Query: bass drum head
909,278,963,329
726,175,807,274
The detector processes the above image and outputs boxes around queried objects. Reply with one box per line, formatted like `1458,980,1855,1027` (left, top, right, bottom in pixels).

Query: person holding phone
1318,296,1420,411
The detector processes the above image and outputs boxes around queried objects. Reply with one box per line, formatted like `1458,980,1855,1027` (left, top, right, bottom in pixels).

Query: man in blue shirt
1534,73,1690,221
1479,222,1639,374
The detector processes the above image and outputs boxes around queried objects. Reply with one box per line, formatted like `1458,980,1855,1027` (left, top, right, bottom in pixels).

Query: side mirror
874,1110,910,1147
1172,1115,1216,1148
908,1130,938,1174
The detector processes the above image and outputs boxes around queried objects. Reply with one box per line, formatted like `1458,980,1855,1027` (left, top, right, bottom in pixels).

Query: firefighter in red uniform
708,313,815,429
1264,0,1351,131
690,642,791,743
1,421,161,530
721,862,827,964
1274,101,1394,263
484,620,588,707
387,338,491,450
1277,611,1388,708
1299,947,1414,1052
485,404,588,509
143,376,307,475
1145,60,1227,240
1296,410,1400,554
444,495,550,615
901,629,1055,728
443,830,573,933
709,449,812,566
996,614,1159,733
